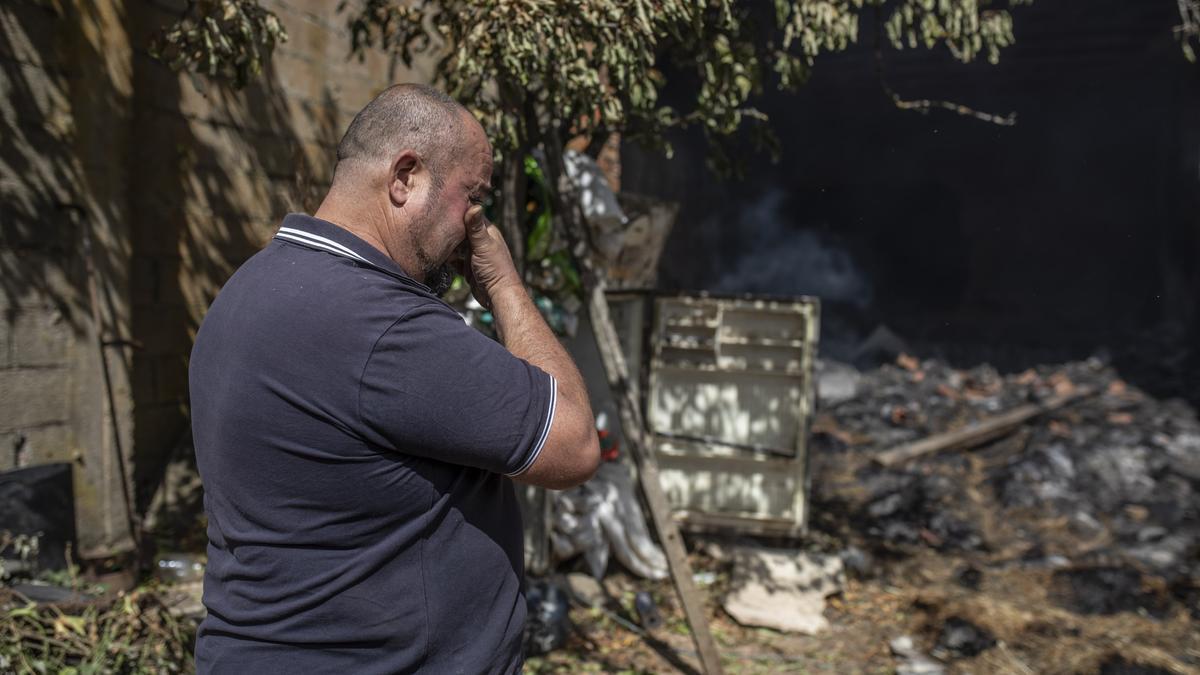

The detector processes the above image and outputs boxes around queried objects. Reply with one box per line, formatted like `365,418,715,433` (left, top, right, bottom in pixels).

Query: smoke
712,190,873,308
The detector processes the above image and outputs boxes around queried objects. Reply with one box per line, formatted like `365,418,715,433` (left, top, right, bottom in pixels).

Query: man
189,84,599,674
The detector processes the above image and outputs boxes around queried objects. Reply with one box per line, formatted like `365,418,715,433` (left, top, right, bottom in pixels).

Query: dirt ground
525,542,1200,675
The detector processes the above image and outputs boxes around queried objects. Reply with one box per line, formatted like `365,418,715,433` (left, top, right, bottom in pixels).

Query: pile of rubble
812,355,1200,617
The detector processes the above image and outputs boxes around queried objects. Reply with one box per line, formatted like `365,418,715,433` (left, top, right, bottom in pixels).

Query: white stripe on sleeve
507,374,557,477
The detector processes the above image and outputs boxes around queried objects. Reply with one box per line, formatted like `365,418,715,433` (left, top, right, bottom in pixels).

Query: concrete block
129,256,159,306
10,308,73,367
134,257,189,309
132,304,194,359
0,368,70,430
178,254,228,311
0,252,82,321
0,4,71,69
131,353,158,405
132,402,189,468
8,423,73,466
0,59,71,129
0,430,20,470
0,314,10,368
155,354,189,406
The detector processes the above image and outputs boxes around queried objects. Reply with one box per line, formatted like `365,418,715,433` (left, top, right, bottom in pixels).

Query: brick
10,307,74,367
0,368,70,430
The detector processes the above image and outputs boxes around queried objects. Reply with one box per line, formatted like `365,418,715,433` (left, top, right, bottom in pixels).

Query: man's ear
388,150,421,207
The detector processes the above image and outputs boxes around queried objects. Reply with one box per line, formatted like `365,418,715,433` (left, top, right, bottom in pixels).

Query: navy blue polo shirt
189,214,556,674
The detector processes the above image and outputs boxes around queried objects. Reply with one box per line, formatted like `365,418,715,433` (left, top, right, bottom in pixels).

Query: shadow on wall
0,0,139,552
0,1,127,328
1,1,349,547
127,3,344,523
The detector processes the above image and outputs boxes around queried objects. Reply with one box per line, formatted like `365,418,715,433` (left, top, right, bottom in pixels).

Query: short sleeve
358,302,556,476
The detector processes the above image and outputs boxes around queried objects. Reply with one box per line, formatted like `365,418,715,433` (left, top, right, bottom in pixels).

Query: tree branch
887,94,1018,126
1177,0,1200,62
872,5,1018,127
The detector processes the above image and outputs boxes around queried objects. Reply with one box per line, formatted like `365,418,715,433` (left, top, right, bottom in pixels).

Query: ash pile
812,355,1200,625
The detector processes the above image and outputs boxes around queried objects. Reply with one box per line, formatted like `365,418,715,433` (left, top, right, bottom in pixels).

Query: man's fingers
465,205,485,238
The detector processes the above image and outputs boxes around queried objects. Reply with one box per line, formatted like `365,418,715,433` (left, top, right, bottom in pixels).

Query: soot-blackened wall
626,1,1200,400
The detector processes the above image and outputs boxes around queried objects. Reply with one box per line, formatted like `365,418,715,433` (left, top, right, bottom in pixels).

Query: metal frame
607,290,820,537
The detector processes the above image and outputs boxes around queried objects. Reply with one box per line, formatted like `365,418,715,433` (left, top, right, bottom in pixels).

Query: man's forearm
488,284,589,411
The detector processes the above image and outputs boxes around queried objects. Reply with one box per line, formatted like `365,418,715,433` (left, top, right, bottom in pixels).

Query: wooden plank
589,285,725,675
673,510,804,538
653,429,797,458
874,386,1096,468
539,134,721,671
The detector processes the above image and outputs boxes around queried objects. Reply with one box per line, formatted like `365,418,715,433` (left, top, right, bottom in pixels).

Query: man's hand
456,207,599,489
459,205,522,310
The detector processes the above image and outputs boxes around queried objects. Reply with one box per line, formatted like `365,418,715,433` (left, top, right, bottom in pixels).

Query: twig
998,641,1037,675
1178,0,1199,35
872,5,1018,127
888,95,1017,126
10,624,88,657
1178,0,1200,61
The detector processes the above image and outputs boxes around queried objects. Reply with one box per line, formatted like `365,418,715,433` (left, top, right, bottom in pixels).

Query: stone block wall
1,0,429,554
1,0,136,555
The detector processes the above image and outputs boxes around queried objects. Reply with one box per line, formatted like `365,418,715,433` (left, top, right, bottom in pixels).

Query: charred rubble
811,355,1200,621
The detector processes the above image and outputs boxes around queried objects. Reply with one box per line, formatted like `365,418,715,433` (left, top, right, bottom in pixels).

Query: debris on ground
722,547,845,634
890,634,946,675
931,616,995,660
814,356,1200,572
807,354,1200,674
563,572,605,608
0,584,196,672
532,354,1197,672
551,460,668,580
524,579,571,656
633,590,664,630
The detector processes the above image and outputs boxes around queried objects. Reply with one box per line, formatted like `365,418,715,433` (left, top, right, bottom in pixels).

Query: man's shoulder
198,241,453,366
232,240,442,319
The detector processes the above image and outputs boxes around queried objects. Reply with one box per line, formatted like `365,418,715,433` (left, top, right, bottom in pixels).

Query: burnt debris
812,354,1200,635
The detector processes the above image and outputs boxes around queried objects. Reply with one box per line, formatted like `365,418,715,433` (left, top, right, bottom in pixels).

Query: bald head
316,84,492,296
334,83,471,188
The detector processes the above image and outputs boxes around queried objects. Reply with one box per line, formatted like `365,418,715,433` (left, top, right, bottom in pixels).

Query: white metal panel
643,294,820,535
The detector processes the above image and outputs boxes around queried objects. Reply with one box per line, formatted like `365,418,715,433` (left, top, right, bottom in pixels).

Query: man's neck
314,196,423,282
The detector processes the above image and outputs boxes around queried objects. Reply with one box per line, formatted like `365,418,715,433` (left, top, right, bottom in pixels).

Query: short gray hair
335,83,468,188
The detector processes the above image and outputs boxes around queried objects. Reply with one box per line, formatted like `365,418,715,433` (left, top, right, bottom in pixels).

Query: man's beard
423,262,455,297
409,197,456,297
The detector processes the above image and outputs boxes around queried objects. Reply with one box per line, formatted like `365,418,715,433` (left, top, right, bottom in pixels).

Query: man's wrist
487,279,528,309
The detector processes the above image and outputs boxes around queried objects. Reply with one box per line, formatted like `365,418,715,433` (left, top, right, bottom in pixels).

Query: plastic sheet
551,461,668,580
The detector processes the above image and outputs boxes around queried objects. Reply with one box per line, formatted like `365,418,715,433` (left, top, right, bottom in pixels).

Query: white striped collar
276,227,372,265
271,214,432,293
